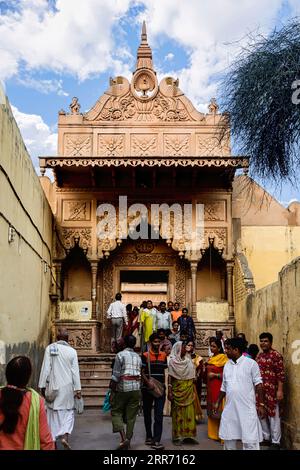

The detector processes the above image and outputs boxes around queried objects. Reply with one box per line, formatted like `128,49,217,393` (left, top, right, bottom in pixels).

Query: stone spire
136,21,153,70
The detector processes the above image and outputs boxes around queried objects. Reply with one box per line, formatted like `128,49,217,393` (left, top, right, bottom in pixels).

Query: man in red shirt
257,332,285,449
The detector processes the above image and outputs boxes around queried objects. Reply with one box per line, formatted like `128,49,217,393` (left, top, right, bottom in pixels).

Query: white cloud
138,0,285,108
1,0,297,110
11,105,57,172
17,77,69,96
164,52,174,61
0,0,133,82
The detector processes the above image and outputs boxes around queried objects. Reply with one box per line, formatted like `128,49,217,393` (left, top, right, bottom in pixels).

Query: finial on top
136,21,153,71
141,20,147,42
208,97,219,115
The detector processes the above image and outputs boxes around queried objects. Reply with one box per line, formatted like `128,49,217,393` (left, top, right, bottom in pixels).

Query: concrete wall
0,89,53,386
235,256,300,449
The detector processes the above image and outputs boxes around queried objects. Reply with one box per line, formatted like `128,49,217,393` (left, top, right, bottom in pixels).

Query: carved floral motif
197,135,229,157
164,135,190,156
65,135,92,156
63,201,91,221
93,91,195,122
132,135,157,156
98,135,124,156
45,157,249,169
204,202,225,221
60,228,92,254
69,330,92,349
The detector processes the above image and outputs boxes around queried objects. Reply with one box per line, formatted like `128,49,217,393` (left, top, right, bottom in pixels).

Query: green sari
171,378,196,441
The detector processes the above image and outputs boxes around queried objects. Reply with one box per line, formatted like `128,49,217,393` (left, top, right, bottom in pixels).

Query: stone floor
69,410,223,451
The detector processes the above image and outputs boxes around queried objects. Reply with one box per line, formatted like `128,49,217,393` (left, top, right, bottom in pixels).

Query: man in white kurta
39,328,81,448
215,338,265,450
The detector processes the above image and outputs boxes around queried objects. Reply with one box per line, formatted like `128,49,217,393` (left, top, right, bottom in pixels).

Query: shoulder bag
146,352,165,398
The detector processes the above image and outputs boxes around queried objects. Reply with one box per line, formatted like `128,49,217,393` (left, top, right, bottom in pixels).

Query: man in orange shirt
171,302,182,323
141,333,168,450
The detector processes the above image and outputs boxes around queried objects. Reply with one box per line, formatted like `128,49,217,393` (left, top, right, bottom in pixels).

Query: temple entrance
120,269,169,306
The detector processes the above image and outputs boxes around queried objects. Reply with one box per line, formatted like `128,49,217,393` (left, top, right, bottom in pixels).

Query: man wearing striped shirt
110,335,142,450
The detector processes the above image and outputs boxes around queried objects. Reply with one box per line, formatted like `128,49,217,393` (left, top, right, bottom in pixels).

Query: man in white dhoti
214,337,266,450
38,328,81,449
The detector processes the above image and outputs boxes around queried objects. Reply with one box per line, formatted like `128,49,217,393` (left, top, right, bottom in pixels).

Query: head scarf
168,341,195,381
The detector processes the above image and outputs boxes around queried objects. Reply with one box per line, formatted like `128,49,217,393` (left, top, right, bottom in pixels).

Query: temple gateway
39,23,249,359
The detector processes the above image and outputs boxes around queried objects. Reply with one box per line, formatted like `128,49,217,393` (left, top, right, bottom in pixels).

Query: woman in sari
204,337,228,441
186,340,204,423
126,306,140,349
168,342,197,445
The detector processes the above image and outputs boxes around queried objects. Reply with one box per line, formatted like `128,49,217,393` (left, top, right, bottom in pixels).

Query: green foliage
222,19,300,181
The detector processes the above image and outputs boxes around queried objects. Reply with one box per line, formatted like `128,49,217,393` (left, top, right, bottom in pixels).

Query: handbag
146,351,165,398
74,396,84,414
45,347,59,403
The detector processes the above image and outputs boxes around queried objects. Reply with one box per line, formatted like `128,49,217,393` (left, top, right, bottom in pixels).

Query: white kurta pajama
39,341,81,440
219,355,263,450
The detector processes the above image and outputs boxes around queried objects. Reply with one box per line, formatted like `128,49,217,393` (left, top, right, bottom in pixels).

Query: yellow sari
206,353,228,441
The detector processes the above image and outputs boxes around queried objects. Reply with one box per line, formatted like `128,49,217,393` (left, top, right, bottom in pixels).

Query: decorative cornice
40,155,249,170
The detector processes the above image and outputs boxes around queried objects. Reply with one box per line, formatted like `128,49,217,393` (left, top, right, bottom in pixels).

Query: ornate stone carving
60,228,92,254
63,201,91,221
197,135,229,157
103,261,114,315
131,135,158,156
45,156,249,169
135,241,155,253
114,253,176,266
98,135,124,156
204,201,225,221
164,134,190,156
69,330,92,348
204,228,227,252
175,258,187,306
85,90,199,123
65,135,92,156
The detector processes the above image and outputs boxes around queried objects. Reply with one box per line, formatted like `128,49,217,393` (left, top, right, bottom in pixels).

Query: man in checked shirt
109,335,142,450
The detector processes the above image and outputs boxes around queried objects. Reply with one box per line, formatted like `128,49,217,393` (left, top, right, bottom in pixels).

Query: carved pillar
221,270,226,300
54,262,62,320
226,261,234,320
91,261,98,320
190,260,198,320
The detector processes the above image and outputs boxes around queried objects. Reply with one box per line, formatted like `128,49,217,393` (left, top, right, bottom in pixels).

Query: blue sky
1,0,300,205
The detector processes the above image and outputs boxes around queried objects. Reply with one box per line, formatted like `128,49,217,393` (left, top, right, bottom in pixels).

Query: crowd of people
0,293,285,451
108,294,286,451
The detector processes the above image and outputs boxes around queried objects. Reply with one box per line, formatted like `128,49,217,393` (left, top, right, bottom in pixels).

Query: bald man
39,328,81,449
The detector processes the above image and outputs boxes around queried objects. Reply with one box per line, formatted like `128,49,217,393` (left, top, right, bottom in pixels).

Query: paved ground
69,410,222,451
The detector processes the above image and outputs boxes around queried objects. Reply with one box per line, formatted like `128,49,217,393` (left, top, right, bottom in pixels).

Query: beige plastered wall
235,257,300,449
233,175,300,289
0,88,53,385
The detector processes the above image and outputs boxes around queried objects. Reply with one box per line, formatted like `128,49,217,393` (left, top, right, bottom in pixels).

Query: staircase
79,354,115,408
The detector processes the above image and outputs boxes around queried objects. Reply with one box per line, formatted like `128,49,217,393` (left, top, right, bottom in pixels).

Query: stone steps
79,354,113,408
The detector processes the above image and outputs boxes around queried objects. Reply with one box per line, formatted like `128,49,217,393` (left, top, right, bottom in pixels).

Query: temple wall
235,256,300,449
0,89,53,386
